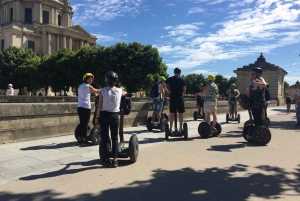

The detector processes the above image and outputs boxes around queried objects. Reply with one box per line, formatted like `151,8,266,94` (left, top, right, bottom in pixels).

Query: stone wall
0,97,278,144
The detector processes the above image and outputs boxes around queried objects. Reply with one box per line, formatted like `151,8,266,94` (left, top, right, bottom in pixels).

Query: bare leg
206,112,211,123
157,112,161,122
169,113,175,132
212,111,217,127
151,112,156,122
179,113,183,130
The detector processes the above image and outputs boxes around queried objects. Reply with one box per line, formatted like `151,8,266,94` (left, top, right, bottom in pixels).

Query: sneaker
211,127,218,132
110,160,118,168
105,159,112,167
75,141,82,146
80,141,91,146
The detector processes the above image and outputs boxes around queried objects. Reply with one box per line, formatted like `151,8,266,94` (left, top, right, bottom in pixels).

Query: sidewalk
0,106,299,201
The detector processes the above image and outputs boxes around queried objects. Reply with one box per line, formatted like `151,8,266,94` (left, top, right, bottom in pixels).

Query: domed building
0,0,96,55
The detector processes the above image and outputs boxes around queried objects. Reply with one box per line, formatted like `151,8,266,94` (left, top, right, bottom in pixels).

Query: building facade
234,53,288,105
0,0,97,55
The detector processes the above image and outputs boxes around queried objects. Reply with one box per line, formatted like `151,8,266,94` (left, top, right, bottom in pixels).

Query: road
0,106,299,201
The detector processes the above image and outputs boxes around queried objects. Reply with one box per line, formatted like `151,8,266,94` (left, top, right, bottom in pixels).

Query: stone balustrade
0,95,278,144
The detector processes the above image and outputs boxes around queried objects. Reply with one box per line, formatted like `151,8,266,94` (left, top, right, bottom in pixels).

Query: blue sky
69,0,300,85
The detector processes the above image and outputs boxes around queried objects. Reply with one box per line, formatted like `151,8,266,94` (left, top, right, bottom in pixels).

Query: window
10,8,13,22
28,41,35,52
43,11,49,24
25,8,32,23
58,15,61,26
1,39,4,51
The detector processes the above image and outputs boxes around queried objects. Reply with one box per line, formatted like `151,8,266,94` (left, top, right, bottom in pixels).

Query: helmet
174,67,181,75
105,71,118,85
158,76,166,83
83,73,94,81
198,83,203,87
231,83,236,88
207,74,215,81
252,67,262,75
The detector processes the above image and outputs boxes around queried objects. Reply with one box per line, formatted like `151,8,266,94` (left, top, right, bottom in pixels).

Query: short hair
8,84,13,87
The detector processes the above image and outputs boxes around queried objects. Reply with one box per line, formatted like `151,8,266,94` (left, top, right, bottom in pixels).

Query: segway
99,95,138,163
226,99,240,123
74,124,101,145
193,97,205,121
146,98,169,132
165,112,188,140
198,116,222,138
239,94,271,145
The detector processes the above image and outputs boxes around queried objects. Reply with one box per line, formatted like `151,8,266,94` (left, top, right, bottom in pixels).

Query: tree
183,73,206,94
214,74,228,97
284,81,289,93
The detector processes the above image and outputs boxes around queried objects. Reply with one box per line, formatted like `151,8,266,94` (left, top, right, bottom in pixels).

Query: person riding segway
242,67,271,145
194,83,205,121
95,71,138,168
75,73,100,146
164,67,188,140
226,83,241,123
197,74,222,138
146,76,169,132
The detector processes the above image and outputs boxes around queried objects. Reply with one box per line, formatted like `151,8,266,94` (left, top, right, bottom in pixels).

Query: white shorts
204,101,217,113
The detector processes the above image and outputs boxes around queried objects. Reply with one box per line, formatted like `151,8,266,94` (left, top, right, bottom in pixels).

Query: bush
18,87,30,96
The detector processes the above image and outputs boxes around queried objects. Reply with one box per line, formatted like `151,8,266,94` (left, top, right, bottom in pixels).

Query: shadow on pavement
2,164,300,201
269,120,300,131
19,142,81,151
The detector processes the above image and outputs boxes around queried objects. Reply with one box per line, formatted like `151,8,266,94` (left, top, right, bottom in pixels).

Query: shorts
170,97,185,113
228,101,237,112
204,101,217,113
152,99,163,113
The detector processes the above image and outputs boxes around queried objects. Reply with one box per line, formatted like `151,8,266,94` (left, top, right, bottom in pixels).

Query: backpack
211,84,219,100
150,83,160,99
229,90,237,105
265,88,270,101
239,93,250,110
120,95,131,115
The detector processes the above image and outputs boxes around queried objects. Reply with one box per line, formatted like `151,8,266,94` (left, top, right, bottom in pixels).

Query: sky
69,0,300,85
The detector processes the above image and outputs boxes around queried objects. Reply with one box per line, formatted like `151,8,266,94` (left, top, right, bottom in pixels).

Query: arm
236,90,240,99
95,89,103,124
182,86,186,94
296,95,299,108
122,91,127,96
197,84,210,96
161,85,165,100
89,85,100,93
253,77,266,88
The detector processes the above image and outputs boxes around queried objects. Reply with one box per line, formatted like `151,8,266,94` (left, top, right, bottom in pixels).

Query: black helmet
174,67,181,75
105,71,118,85
252,67,262,75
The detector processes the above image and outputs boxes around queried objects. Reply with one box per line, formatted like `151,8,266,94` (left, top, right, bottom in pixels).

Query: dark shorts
170,97,185,113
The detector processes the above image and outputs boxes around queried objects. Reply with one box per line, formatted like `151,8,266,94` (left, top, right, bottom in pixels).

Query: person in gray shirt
226,83,240,120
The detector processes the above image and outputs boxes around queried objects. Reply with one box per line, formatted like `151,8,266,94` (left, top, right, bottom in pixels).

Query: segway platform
193,111,205,121
198,121,222,138
146,98,169,132
226,113,240,123
164,112,188,140
74,125,101,145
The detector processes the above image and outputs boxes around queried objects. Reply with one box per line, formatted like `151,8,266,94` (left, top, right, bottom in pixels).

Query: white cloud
72,0,145,26
187,7,205,16
157,0,300,72
92,32,128,43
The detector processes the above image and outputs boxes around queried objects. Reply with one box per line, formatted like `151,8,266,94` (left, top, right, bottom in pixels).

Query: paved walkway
0,106,299,201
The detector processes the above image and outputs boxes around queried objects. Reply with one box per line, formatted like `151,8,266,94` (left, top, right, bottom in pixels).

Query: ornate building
285,81,300,101
234,53,288,105
0,0,97,55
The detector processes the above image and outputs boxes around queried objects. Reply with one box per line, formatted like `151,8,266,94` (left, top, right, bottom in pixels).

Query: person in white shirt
77,73,100,145
95,71,126,168
6,84,14,95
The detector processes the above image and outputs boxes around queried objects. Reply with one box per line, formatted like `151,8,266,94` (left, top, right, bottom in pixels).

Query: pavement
0,106,299,201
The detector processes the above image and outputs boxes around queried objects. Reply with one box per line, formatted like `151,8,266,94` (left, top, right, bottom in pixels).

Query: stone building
0,0,97,55
285,81,300,102
234,53,288,105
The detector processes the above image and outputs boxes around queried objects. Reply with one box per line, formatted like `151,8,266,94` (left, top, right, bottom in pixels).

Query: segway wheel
163,113,169,121
165,123,169,140
226,113,229,123
183,123,188,140
146,117,153,131
265,117,270,125
244,120,254,127
160,119,168,132
242,124,253,142
74,124,80,140
90,126,101,145
198,122,211,138
128,134,139,163
193,111,198,121
238,114,241,124
210,121,222,136
252,126,271,145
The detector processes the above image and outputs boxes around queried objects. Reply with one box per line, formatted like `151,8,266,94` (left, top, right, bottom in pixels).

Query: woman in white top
6,84,14,95
95,71,125,168
77,73,100,145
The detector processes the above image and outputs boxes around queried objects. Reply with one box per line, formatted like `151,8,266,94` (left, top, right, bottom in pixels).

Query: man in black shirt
166,67,186,133
196,83,204,117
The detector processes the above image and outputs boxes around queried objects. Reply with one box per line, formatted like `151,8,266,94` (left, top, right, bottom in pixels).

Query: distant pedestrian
284,94,291,114
6,84,14,95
